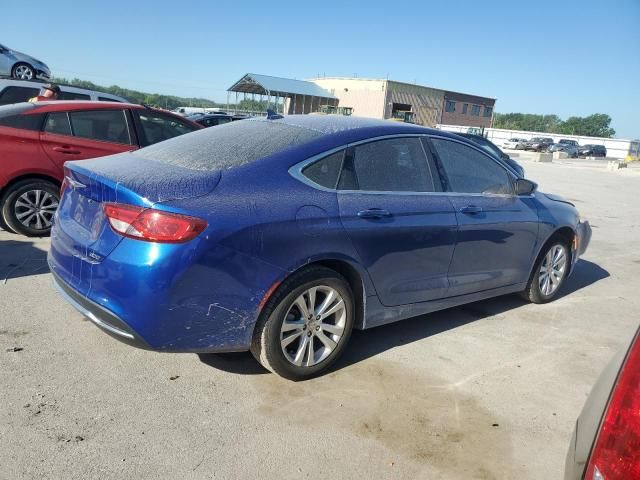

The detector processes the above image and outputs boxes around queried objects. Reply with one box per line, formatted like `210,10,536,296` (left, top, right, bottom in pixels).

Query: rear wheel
1,180,60,237
521,240,570,303
250,267,354,380
11,63,35,80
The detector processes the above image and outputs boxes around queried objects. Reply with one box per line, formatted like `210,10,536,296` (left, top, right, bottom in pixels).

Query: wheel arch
259,257,369,331
1,173,61,198
528,225,576,281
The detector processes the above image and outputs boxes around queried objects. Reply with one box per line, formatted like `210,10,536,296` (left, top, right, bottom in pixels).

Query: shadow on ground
0,236,49,283
199,259,609,376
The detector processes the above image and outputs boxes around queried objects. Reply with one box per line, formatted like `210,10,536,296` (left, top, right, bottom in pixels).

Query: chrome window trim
288,133,528,198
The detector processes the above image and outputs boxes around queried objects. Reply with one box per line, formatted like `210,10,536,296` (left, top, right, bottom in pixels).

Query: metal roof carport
227,73,338,114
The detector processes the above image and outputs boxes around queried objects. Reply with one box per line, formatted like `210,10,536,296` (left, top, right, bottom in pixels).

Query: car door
39,109,136,171
337,136,457,306
427,136,539,296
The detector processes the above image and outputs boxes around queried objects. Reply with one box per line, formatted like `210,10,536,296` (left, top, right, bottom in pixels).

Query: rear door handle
460,205,483,215
357,208,392,219
53,146,81,155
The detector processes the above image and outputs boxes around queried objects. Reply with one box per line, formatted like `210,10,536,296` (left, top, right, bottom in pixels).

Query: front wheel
251,267,354,380
1,180,60,237
521,241,570,303
12,63,35,80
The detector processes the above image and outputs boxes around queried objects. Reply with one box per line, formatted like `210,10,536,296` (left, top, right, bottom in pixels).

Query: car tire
521,238,571,304
11,62,35,80
0,210,16,234
250,266,354,381
1,180,60,237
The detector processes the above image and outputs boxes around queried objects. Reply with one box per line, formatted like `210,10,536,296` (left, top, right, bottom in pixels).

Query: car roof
258,114,450,139
24,100,142,111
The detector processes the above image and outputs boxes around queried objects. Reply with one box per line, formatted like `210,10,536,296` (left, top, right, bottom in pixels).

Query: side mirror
515,178,537,195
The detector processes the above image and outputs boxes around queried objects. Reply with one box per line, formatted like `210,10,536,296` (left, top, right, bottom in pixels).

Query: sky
3,0,639,138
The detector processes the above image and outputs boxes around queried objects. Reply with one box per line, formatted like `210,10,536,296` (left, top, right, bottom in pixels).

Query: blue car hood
542,192,575,207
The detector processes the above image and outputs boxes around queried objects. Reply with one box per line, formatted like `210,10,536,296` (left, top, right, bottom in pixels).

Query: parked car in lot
549,140,579,158
0,43,51,80
48,115,591,380
565,325,640,480
193,113,249,128
0,79,128,106
524,137,555,152
0,101,201,236
579,144,607,158
503,137,528,150
456,132,525,177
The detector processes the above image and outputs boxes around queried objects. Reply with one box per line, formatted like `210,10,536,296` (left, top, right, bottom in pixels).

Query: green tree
494,112,615,138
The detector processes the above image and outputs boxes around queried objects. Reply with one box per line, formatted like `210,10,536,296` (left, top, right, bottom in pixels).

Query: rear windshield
133,119,322,171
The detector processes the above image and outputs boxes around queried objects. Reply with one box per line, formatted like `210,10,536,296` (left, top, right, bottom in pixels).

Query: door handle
53,146,81,154
357,208,392,219
460,205,483,215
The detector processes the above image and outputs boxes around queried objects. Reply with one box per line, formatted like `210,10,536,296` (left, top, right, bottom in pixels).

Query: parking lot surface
1,158,639,479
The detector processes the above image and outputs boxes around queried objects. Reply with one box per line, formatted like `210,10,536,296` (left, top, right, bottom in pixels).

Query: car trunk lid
52,153,220,274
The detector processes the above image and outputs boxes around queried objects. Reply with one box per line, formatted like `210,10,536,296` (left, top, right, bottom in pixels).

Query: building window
462,103,468,114
445,100,456,112
471,105,481,116
483,106,493,117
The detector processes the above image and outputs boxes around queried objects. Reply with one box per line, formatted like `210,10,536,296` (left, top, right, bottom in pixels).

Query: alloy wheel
538,244,568,296
280,286,346,367
14,189,58,230
13,64,34,80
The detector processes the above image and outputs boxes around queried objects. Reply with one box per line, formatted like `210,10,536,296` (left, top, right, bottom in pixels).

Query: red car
0,101,202,236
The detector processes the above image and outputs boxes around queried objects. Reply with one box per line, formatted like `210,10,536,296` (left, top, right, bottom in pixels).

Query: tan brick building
309,77,495,128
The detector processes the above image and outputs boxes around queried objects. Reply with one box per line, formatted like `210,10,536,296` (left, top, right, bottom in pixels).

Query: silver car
0,43,51,80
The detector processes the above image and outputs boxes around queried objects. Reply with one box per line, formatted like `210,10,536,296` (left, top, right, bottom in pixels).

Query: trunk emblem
65,176,86,190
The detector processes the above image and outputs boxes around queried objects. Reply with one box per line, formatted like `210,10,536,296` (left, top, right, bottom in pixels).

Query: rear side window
340,137,435,192
430,138,513,194
0,86,40,105
0,103,43,130
302,150,344,189
133,119,322,171
135,111,197,145
58,91,91,101
44,112,72,136
69,110,132,144
98,96,121,102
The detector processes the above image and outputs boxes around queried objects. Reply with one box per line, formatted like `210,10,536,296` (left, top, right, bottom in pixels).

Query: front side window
471,105,481,116
301,150,344,189
445,100,456,113
135,111,197,145
340,137,435,192
44,112,72,136
69,109,131,144
430,138,513,195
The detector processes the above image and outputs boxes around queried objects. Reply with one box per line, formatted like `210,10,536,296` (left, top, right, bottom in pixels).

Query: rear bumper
52,271,152,350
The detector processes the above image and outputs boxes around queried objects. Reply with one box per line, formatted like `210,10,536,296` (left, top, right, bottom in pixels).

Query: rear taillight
585,330,640,480
103,202,207,243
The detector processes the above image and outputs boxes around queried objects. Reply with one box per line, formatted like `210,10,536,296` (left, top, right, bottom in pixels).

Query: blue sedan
48,115,591,380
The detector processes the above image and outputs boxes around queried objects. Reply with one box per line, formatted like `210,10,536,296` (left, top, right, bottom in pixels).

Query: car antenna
266,109,283,120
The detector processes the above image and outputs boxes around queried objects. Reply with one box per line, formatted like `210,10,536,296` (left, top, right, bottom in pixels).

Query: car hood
542,192,575,207
9,49,47,67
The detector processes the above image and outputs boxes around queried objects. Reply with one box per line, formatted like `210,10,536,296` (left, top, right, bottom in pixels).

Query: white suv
0,79,128,106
